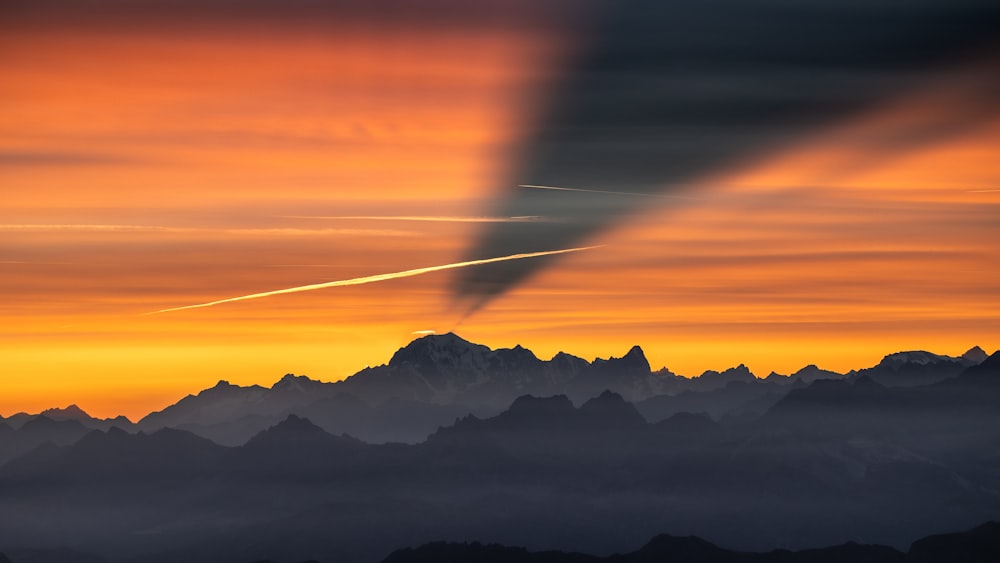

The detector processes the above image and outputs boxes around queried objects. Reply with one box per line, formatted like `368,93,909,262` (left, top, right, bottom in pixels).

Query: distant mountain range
2,333,988,446
0,343,996,562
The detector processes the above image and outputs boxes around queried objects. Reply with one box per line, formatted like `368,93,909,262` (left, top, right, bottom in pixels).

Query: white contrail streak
147,246,602,315
518,184,700,200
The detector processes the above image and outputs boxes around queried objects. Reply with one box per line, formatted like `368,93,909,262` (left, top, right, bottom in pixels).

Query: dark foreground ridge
380,522,1000,563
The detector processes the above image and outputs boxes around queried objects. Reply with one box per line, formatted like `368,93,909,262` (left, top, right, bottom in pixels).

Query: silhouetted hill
636,380,786,422
907,521,1000,563
764,364,844,386
578,390,646,427
40,404,91,422
0,415,90,465
379,523,1000,563
628,533,739,562
850,347,986,387
685,364,758,392
1,426,227,481
228,415,368,478
766,376,893,415
0,405,135,434
425,391,650,463
138,380,272,433
945,350,1000,388
381,542,598,563
242,414,359,450
380,522,1000,563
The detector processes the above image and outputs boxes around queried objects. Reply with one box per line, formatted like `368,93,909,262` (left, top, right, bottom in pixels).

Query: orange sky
2,8,998,420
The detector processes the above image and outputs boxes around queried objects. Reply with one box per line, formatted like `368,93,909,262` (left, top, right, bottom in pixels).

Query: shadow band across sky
453,0,1000,312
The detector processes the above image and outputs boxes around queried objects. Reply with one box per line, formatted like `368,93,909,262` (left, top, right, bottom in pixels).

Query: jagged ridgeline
0,334,998,563
5,333,987,446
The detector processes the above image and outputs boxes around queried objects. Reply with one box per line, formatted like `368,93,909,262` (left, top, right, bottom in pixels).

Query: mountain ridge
1,360,999,562
2,334,993,447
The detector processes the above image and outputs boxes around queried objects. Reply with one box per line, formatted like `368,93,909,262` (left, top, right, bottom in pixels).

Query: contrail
518,184,700,200
147,245,602,315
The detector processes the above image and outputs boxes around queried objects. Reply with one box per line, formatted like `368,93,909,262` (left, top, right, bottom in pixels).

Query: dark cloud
454,0,1000,312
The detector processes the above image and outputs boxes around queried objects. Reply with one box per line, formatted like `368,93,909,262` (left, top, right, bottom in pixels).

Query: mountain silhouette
130,334,678,445
426,391,649,463
2,426,227,481
0,336,996,563
850,347,986,387
0,415,91,465
349,333,666,406
945,350,1000,387
380,521,1000,563
129,333,821,445
7,336,990,450
228,414,368,479
1,405,135,435
907,521,1000,563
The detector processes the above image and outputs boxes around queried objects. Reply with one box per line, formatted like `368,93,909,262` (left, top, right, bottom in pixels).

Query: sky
2,0,998,420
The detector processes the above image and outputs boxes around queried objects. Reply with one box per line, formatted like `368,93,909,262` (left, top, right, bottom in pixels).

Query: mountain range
3,333,988,446
0,334,996,562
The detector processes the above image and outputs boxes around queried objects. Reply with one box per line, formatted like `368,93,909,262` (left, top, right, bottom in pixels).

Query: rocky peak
791,364,842,384
725,364,753,377
579,390,646,425
594,345,651,375
962,346,988,365
268,414,324,434
550,351,589,372
41,404,91,421
879,350,949,367
271,373,321,392
196,380,237,396
388,332,491,374
493,344,539,365
244,414,335,449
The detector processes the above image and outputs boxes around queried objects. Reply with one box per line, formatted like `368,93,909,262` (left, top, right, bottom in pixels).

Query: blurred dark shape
455,0,1000,311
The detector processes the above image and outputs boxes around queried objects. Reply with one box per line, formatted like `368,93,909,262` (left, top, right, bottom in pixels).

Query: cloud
0,224,182,232
0,151,140,166
0,224,414,237
283,215,548,223
454,0,1000,312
